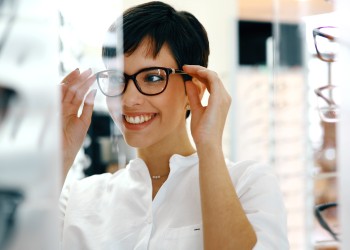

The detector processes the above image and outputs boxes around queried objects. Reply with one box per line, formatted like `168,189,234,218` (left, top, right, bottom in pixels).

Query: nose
121,79,144,107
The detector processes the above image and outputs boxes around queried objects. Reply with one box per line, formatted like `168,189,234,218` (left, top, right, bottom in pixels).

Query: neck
137,130,195,177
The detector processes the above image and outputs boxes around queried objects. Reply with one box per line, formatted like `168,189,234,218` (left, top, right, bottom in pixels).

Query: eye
144,74,165,83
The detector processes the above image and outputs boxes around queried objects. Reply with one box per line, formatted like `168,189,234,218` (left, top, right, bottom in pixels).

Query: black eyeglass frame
314,202,339,241
95,67,190,97
312,26,337,63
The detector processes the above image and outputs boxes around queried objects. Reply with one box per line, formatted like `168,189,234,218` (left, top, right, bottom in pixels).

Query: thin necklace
151,173,169,180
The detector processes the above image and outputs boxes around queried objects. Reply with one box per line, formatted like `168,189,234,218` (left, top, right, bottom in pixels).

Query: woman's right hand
60,68,96,177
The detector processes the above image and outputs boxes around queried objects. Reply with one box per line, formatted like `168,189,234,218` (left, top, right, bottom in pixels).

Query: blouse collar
127,152,198,173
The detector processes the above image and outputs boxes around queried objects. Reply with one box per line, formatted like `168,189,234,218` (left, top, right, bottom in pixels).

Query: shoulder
60,168,127,202
225,159,275,184
225,159,284,204
59,169,127,218
225,160,289,249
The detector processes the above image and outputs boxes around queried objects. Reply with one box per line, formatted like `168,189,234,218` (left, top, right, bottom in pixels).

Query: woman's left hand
182,65,231,148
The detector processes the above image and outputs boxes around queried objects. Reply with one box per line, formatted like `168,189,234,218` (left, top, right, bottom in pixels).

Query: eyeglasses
314,202,339,241
313,26,339,62
0,190,24,249
312,26,341,123
314,85,339,123
95,67,190,97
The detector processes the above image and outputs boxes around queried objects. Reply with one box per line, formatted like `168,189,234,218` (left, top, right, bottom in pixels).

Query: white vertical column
337,0,350,249
0,0,60,249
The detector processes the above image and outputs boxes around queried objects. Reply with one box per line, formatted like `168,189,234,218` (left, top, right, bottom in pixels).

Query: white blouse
60,153,289,250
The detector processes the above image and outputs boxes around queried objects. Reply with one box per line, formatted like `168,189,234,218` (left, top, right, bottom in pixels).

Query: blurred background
1,0,349,249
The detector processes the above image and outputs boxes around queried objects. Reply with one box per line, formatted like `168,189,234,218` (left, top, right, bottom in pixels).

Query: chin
123,131,159,149
123,137,147,149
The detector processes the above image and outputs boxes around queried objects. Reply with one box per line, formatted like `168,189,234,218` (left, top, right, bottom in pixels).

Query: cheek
161,94,187,120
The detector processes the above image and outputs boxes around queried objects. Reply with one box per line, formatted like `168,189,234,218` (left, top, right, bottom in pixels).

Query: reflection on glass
0,190,24,249
0,87,16,124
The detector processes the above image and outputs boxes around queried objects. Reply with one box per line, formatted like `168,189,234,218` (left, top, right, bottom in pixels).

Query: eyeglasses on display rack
312,26,340,123
314,84,339,123
313,26,338,63
95,67,191,97
0,189,24,249
314,202,340,242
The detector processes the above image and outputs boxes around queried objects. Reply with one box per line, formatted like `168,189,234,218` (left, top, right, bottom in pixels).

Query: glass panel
238,0,344,249
0,0,61,249
272,0,339,249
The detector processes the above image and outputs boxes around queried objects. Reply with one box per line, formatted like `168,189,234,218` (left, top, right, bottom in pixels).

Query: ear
191,77,206,100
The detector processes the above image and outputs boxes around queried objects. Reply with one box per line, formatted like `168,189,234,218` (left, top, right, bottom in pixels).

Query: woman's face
106,42,188,149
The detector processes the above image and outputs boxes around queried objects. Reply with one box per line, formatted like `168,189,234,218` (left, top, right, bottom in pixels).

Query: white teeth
125,114,153,124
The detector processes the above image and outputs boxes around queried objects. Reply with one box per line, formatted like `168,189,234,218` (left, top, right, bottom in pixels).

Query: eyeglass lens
97,68,169,96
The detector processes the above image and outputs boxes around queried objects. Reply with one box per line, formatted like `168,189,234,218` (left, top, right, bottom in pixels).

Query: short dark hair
102,1,209,67
102,1,210,118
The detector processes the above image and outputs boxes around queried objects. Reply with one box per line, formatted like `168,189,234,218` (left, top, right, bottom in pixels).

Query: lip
122,112,157,130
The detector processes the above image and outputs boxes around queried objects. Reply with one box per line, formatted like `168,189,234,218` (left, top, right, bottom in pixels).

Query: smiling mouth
124,114,155,124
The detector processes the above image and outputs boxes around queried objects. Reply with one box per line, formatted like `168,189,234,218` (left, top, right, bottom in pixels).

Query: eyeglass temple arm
173,69,189,75
172,69,192,83
313,28,336,42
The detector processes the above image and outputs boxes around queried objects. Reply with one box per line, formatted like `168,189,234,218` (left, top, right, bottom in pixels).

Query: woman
59,1,289,249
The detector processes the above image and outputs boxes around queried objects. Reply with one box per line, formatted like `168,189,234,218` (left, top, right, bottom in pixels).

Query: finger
71,74,96,106
62,69,93,104
182,65,221,94
62,82,79,103
60,69,79,101
60,84,69,102
61,69,81,102
77,68,93,86
61,68,80,84
80,89,97,126
186,81,202,110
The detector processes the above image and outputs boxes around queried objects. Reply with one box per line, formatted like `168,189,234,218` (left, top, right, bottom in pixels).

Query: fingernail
85,68,92,74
